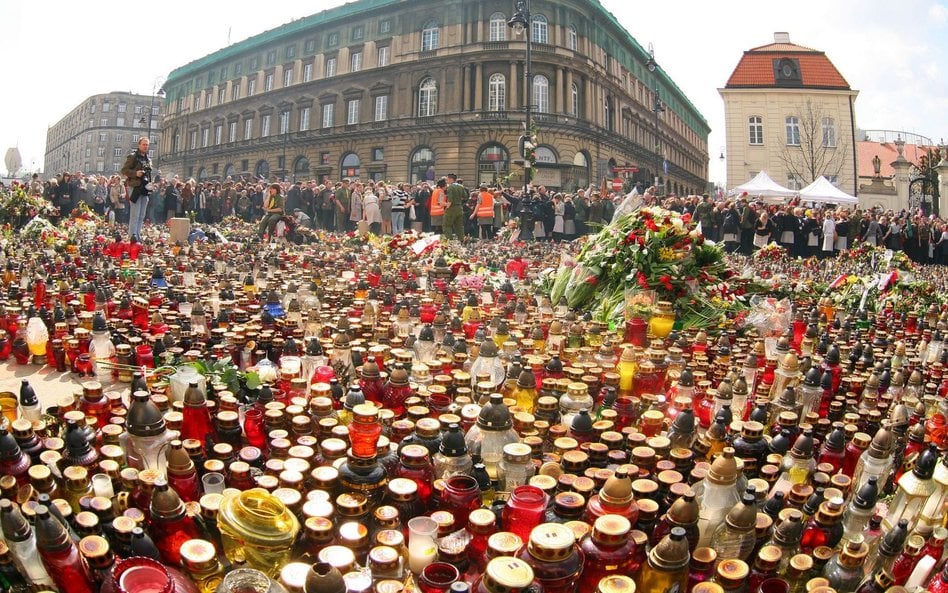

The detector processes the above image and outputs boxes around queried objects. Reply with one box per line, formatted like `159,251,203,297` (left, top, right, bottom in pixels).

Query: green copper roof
165,0,708,136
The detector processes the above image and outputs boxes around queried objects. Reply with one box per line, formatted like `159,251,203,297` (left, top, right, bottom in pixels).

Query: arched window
421,21,439,52
293,156,310,181
409,146,435,183
532,14,548,44
748,116,763,145
489,12,507,42
535,146,557,164
255,160,269,179
341,152,361,179
477,143,510,186
533,75,549,113
197,167,208,181
488,73,506,111
570,82,579,116
418,77,438,117
566,25,578,51
223,163,236,179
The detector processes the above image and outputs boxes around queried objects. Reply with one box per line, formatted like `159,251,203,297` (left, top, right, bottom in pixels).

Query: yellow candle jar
649,301,676,339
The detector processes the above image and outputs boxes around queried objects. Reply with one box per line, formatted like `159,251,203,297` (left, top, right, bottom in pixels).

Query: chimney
774,32,791,44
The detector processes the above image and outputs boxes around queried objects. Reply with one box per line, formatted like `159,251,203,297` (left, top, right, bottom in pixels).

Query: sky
2,0,947,183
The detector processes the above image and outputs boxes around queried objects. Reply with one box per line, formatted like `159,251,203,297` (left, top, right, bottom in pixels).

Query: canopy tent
797,176,858,205
726,171,797,200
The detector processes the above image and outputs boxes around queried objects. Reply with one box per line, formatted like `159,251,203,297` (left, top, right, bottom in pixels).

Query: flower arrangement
0,186,59,223
548,206,744,329
754,242,788,262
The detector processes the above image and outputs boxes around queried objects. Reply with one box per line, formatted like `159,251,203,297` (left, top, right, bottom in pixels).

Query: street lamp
645,44,665,195
509,0,533,197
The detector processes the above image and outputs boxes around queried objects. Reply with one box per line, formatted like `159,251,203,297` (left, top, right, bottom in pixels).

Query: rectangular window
322,103,334,128
220,66,227,81
567,27,578,51
101,117,108,127
377,46,389,67
134,105,143,114
327,32,339,47
113,148,122,157
265,74,274,91
234,62,243,76
304,39,316,53
87,133,92,143
261,114,271,137
96,161,104,171
248,79,256,96
84,148,91,157
325,57,337,77
244,118,253,140
379,19,391,34
785,116,800,146
266,50,276,66
284,68,293,87
826,175,839,186
117,102,127,113
303,63,313,82
347,99,360,125
215,124,223,145
232,84,240,101
822,117,837,147
251,57,259,70
205,93,211,108
489,18,506,42
112,162,120,173
97,147,105,156
229,121,237,142
115,133,123,142
91,104,96,113
352,26,364,40
748,116,763,145
373,147,384,161
787,174,802,191
102,102,110,112
279,110,290,134
351,51,362,72
116,117,125,127
219,87,226,104
190,130,198,149
285,45,296,59
374,95,388,121
202,128,209,147
421,26,439,52
99,132,107,142
300,107,311,131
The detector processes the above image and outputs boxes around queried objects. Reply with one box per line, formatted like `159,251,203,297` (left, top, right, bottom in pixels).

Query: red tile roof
725,42,850,90
857,141,936,178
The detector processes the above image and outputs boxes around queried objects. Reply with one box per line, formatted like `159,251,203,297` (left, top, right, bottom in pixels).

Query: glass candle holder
408,516,439,574
202,472,225,494
418,562,460,593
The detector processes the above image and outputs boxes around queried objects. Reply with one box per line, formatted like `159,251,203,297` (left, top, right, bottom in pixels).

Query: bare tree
776,99,847,187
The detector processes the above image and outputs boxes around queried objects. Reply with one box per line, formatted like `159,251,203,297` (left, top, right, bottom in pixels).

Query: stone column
462,65,470,111
474,64,483,111
556,68,564,114
565,70,573,116
938,156,948,215
510,62,519,111
890,155,912,211
585,77,593,122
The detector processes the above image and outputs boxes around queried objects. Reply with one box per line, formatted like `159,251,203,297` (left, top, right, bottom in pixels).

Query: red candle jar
502,485,549,544
418,562,460,593
314,366,335,384
349,404,382,458
242,408,267,449
625,317,648,347
136,344,155,369
441,475,480,529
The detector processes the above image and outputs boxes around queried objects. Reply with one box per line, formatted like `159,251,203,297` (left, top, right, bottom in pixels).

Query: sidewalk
0,361,124,411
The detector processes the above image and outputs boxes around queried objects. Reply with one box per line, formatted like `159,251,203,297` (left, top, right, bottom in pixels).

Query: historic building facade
44,92,163,176
720,32,859,196
159,0,708,194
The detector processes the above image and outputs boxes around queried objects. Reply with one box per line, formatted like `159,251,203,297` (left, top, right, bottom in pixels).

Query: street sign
612,178,623,191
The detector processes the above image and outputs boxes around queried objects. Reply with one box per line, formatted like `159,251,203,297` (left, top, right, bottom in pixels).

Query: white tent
726,171,797,199
797,176,858,205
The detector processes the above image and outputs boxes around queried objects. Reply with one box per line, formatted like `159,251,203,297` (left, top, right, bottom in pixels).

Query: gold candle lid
485,556,535,590
527,523,575,562
596,575,637,593
488,532,524,557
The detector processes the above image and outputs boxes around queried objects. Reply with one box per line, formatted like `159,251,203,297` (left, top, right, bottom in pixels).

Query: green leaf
245,372,261,390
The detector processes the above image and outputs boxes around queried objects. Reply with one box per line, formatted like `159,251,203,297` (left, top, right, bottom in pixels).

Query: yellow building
719,32,858,196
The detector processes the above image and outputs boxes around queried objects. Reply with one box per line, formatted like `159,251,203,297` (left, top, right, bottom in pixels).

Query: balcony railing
483,41,509,51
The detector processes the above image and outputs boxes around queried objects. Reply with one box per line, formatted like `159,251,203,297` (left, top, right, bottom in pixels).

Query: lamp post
508,0,533,197
645,45,665,195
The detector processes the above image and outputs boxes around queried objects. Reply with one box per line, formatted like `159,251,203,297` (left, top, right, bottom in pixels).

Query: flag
600,177,609,196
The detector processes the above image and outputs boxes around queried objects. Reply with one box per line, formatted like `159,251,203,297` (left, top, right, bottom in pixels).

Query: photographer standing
120,137,153,241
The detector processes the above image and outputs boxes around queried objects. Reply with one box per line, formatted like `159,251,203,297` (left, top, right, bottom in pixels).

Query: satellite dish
4,147,22,176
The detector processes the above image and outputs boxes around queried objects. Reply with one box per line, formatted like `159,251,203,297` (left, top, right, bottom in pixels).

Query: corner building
160,0,709,193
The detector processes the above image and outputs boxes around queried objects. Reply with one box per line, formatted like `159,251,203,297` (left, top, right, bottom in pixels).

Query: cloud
930,2,948,23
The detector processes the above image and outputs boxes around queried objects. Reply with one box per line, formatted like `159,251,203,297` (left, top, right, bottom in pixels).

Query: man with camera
120,136,154,241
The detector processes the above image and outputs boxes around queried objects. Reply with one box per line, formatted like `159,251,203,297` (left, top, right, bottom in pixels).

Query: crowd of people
9,138,944,261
